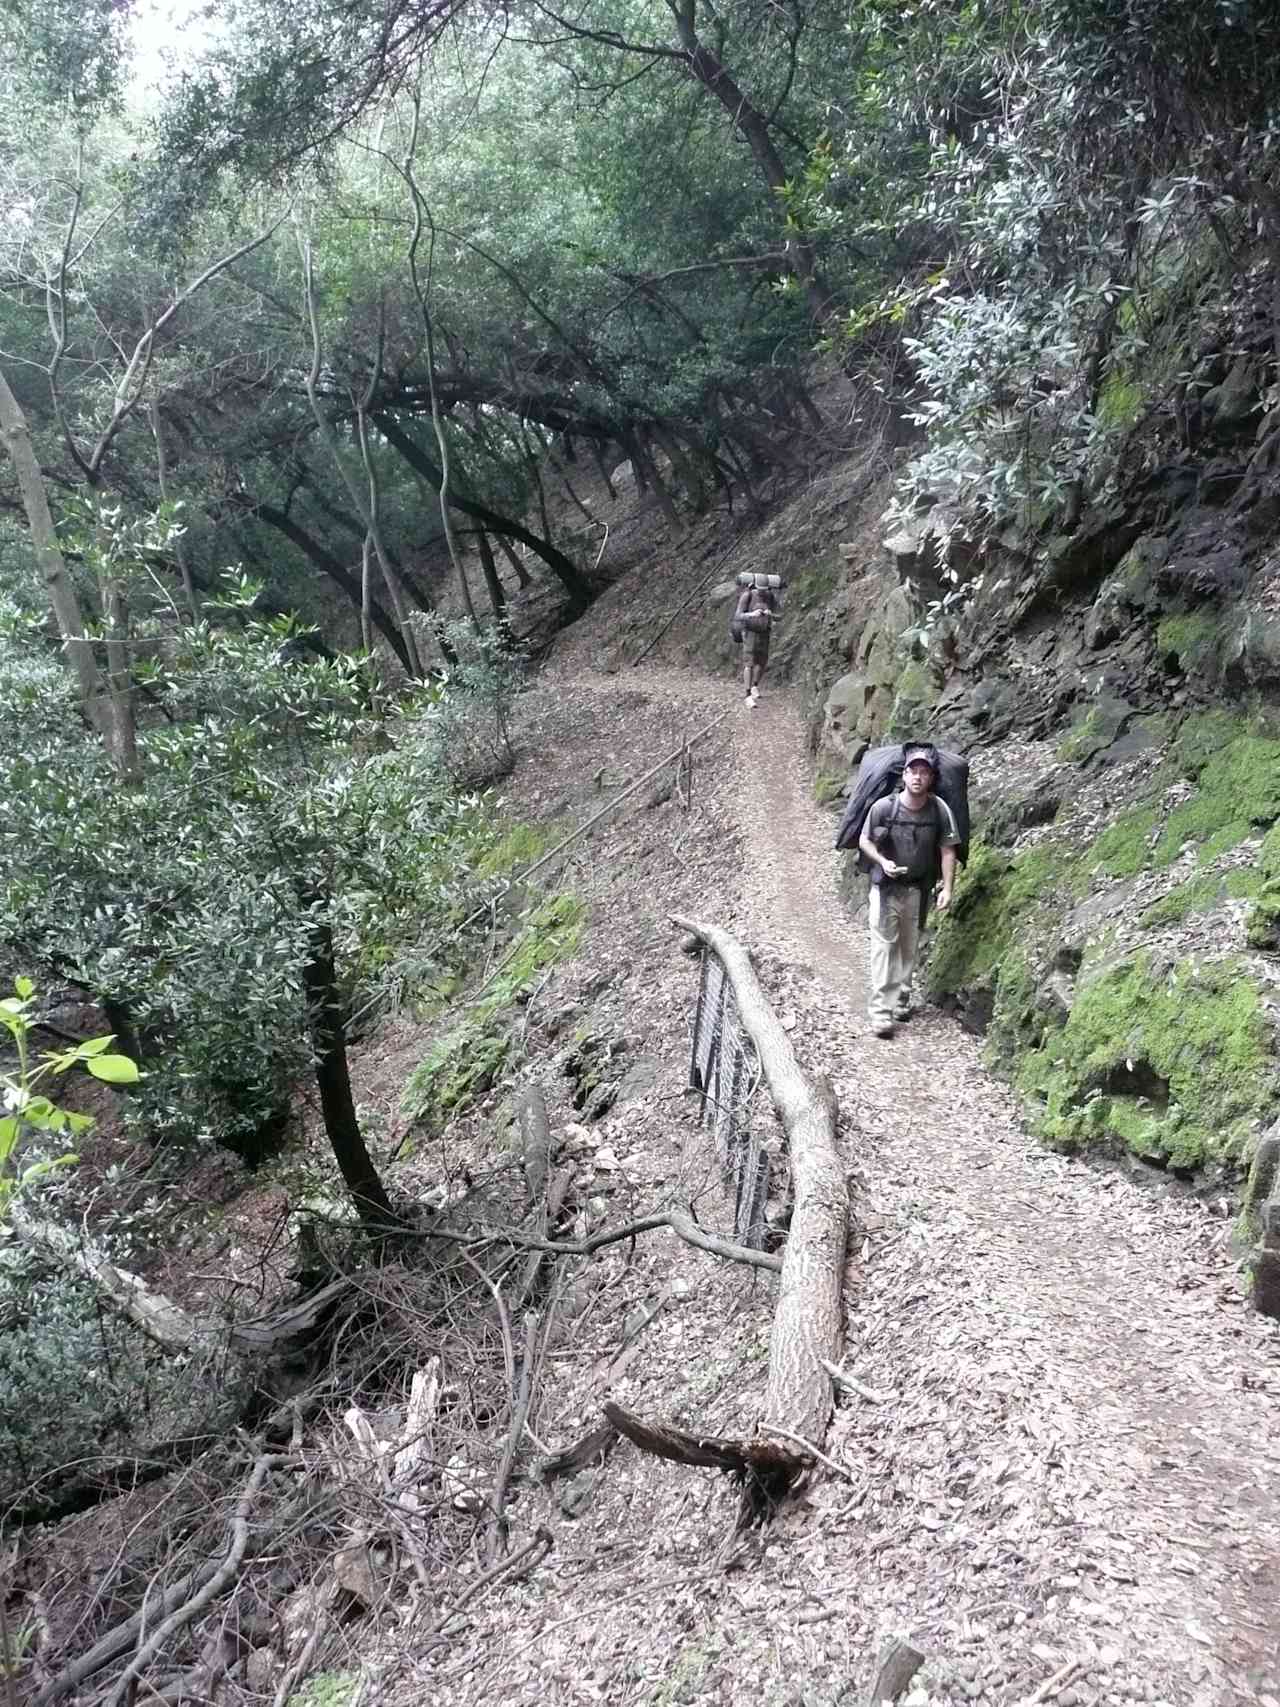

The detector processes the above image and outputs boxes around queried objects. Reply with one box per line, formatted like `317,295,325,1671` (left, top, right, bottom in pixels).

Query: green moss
1016,954,1274,1168
786,558,840,608
1096,374,1142,428
1091,806,1159,877
1156,610,1223,675
1153,734,1280,866
928,842,1076,997
1245,823,1280,949
1057,707,1104,763
813,765,846,807
1171,710,1249,778
404,893,585,1132
473,820,565,879
290,1675,357,1707
886,657,939,737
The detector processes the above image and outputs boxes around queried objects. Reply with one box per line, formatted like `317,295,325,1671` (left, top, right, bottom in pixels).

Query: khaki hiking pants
868,882,922,1024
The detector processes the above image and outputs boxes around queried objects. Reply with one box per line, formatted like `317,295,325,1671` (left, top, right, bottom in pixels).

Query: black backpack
834,741,971,872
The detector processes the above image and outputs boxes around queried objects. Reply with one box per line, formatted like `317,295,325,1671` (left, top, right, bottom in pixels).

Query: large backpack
730,579,779,645
834,742,971,873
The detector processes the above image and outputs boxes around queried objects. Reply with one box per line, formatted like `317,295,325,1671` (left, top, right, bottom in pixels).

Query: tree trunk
150,399,200,622
496,533,532,589
0,366,107,735
476,530,507,619
376,414,591,611
669,6,833,330
298,891,399,1228
247,500,412,672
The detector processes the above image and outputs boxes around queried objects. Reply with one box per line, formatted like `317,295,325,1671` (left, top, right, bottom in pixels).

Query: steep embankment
399,651,1280,1707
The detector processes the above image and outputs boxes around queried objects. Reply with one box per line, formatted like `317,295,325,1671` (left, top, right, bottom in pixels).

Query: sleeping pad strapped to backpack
834,742,971,872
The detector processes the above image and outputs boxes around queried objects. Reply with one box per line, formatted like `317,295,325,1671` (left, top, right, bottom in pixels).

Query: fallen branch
674,916,848,1510
104,1452,288,1707
602,1401,800,1512
488,1312,538,1562
422,1525,554,1653
1013,1658,1084,1707
426,1208,781,1273
757,1423,857,1486
538,1422,619,1484
822,1359,893,1405
10,1202,349,1357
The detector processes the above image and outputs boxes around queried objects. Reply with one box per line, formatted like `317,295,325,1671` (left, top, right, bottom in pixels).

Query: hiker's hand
882,859,907,877
935,888,953,912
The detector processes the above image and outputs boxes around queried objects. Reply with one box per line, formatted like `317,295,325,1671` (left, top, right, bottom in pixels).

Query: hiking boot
893,1001,914,1022
871,1020,895,1039
749,686,760,705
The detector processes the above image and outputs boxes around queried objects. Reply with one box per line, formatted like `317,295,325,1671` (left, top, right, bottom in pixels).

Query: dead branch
822,1358,893,1405
427,1208,781,1273
514,1086,553,1205
602,1402,800,1512
1014,1659,1085,1707
514,1164,574,1308
865,1636,926,1707
488,1312,538,1562
538,1422,619,1484
103,1452,289,1707
9,1203,349,1357
422,1525,554,1654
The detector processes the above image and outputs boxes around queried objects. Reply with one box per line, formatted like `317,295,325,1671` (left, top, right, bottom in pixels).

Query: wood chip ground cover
368,658,1280,1707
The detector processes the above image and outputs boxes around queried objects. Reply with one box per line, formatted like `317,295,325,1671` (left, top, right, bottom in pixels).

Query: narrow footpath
726,680,1280,1705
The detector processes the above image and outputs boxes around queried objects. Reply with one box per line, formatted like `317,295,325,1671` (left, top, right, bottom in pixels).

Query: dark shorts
743,626,771,664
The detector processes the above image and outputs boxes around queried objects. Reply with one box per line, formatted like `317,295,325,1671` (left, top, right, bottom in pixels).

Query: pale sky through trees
127,0,216,104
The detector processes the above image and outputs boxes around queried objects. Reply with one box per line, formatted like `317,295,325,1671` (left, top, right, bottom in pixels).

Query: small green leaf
14,976,34,999
22,1153,78,1183
86,1054,141,1085
66,1112,95,1134
75,1035,116,1058
0,1116,17,1145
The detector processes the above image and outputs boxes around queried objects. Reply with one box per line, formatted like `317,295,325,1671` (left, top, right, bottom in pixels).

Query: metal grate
688,948,771,1248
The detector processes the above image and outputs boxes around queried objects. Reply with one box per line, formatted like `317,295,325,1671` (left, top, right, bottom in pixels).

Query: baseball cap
902,742,939,772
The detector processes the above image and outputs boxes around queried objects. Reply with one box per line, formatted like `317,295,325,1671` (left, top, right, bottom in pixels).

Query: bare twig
1013,1659,1085,1707
757,1424,858,1485
104,1452,289,1707
422,1526,554,1651
488,1312,539,1562
426,1208,781,1273
822,1358,893,1405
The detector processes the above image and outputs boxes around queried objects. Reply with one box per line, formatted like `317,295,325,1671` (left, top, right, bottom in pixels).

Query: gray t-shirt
866,792,959,886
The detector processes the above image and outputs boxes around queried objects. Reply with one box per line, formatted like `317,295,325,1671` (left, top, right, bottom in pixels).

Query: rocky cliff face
804,368,1280,1311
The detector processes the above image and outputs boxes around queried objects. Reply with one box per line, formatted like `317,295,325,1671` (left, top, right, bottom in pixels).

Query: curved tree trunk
247,500,412,672
376,414,591,612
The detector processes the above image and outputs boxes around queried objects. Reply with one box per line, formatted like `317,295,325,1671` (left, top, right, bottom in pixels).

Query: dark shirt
866,793,959,885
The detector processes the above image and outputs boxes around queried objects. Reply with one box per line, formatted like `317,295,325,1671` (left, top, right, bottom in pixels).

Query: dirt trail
613,666,1280,1704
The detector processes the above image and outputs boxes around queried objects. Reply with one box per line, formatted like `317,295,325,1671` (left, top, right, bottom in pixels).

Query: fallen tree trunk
604,916,848,1521
10,1202,351,1357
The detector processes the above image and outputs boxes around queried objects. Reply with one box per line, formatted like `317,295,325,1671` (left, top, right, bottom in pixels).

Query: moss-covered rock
404,893,585,1134
1014,954,1275,1169
927,842,1076,999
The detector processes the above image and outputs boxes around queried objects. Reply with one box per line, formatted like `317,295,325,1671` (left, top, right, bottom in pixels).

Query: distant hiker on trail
732,575,779,706
857,743,960,1039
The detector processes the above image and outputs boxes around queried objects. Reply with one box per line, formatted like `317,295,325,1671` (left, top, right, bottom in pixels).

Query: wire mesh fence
688,947,770,1249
